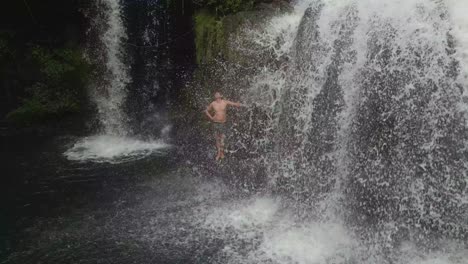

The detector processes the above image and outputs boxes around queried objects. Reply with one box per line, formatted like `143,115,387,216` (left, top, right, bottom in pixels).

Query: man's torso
212,100,227,123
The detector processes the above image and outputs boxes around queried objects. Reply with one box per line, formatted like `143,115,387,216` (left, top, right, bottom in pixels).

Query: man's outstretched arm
205,103,214,120
226,100,242,108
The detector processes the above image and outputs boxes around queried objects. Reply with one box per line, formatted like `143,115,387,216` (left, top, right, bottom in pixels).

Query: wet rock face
189,1,293,112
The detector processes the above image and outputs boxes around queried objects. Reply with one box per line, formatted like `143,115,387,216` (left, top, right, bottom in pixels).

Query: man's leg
219,133,225,159
215,133,221,160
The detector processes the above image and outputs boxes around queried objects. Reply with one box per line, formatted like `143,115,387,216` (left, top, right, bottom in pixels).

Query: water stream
236,0,468,262
65,0,170,163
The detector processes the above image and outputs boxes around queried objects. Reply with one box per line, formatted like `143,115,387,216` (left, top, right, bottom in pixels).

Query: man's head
214,91,222,100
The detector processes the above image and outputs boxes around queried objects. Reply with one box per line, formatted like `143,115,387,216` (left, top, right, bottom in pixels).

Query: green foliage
0,39,8,58
194,8,268,65
6,98,50,124
194,0,257,15
0,34,12,54
6,46,91,124
194,10,225,64
0,33,15,67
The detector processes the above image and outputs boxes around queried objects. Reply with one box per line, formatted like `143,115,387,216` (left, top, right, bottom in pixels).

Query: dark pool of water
0,129,175,261
0,123,267,264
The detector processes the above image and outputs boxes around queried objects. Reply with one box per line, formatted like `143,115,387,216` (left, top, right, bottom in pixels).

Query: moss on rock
194,2,290,65
189,1,292,110
194,10,226,64
194,0,256,16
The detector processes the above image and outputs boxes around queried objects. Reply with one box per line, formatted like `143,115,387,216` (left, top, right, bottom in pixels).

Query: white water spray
223,0,468,262
61,0,468,262
92,0,131,135
64,135,169,163
65,0,170,163
446,0,468,96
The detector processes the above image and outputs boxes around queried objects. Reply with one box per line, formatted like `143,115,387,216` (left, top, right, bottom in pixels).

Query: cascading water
447,0,468,85
64,0,170,163
230,0,468,262
20,0,467,263
92,0,131,136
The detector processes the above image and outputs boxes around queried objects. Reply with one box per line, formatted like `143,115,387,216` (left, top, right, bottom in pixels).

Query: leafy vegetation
192,0,271,64
0,37,12,58
193,0,287,65
193,0,256,16
194,10,226,64
6,46,91,124
1,0,89,126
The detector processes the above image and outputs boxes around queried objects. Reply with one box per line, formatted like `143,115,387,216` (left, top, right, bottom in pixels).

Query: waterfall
227,0,468,259
92,0,131,135
447,0,468,86
21,1,468,262
64,0,170,163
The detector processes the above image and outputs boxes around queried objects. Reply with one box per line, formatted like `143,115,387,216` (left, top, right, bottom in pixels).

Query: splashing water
446,0,468,85
65,0,170,163
221,0,468,262
64,135,169,163
54,0,468,262
91,0,131,135
202,196,358,264
62,0,467,261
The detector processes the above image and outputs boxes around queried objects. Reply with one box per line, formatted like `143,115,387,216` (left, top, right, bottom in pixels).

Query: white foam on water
205,196,280,231
397,241,468,264
406,253,468,264
256,221,356,264
200,196,467,264
203,196,358,264
64,135,170,163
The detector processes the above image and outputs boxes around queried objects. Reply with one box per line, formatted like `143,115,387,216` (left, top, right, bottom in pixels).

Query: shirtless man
205,92,242,161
